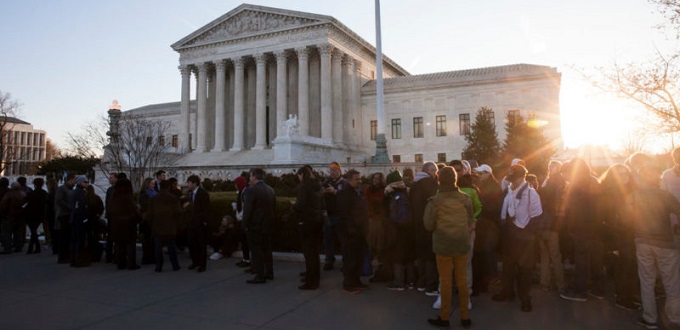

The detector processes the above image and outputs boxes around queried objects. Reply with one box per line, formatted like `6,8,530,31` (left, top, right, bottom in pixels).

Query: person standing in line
661,146,680,251
424,166,474,329
104,172,119,263
626,165,680,329
384,170,416,291
471,164,503,294
322,162,346,271
139,177,158,265
365,172,390,283
233,175,252,268
0,178,10,254
0,182,27,254
55,173,76,263
243,168,276,284
153,170,166,192
493,164,543,312
148,180,181,273
538,160,566,293
109,178,141,270
45,178,58,254
185,175,210,273
26,178,47,254
85,184,104,262
411,162,440,296
294,165,324,290
337,169,370,294
69,176,90,267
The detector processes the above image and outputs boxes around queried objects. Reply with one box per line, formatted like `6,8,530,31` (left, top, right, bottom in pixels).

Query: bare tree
621,130,649,155
0,90,28,175
650,0,680,38
45,138,62,160
68,113,175,189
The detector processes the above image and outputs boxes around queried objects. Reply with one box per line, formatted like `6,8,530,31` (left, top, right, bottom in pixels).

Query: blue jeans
154,236,179,270
323,215,342,265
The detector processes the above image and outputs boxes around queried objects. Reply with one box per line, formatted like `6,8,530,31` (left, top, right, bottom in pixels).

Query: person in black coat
185,175,210,273
26,178,48,254
243,168,276,284
109,178,141,270
337,169,370,293
148,180,181,272
410,162,440,293
294,165,324,290
69,176,90,267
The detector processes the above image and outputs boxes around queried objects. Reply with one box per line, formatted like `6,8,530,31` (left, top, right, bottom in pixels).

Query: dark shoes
299,271,307,277
235,260,251,268
492,293,515,302
188,264,197,270
298,283,319,290
427,316,450,327
172,266,181,271
246,277,266,284
128,265,140,270
155,267,162,273
461,319,472,328
323,264,334,271
521,300,532,312
197,267,206,273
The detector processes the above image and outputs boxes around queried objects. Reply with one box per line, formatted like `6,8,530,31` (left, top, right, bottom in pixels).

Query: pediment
173,5,328,50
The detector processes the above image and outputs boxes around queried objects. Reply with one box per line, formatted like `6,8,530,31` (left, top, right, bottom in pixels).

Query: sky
1,0,677,153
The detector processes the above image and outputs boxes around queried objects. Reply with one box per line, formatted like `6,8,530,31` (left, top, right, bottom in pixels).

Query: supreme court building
124,3,561,175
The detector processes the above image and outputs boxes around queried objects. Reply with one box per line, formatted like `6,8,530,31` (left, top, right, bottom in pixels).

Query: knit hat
438,166,457,187
75,175,89,185
386,170,403,185
234,176,247,192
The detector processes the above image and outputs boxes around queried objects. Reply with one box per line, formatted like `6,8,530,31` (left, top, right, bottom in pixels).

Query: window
436,115,447,137
484,110,495,127
508,110,520,125
413,117,423,138
172,135,178,147
20,132,25,145
392,155,401,163
391,118,402,139
415,154,423,163
437,153,447,163
189,134,192,150
370,120,377,141
146,136,153,146
459,113,470,135
158,135,165,146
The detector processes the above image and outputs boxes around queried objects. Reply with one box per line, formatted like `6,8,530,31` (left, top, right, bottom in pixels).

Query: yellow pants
436,254,469,321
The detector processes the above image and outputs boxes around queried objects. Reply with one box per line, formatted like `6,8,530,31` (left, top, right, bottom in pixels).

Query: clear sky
1,0,676,152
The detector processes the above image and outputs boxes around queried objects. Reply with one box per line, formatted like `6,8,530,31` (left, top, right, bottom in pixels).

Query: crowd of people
1,151,680,329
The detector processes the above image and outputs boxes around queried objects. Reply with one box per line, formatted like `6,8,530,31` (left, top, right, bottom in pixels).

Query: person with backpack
384,170,416,291
364,172,390,283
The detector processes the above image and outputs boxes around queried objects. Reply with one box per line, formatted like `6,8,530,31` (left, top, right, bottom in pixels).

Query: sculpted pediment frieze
183,10,322,47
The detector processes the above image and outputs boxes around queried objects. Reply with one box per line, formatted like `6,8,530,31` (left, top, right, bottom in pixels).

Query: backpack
389,190,411,224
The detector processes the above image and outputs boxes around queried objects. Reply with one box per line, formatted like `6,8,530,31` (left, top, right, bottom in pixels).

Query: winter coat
108,193,141,241
148,191,181,237
423,187,474,256
293,178,324,225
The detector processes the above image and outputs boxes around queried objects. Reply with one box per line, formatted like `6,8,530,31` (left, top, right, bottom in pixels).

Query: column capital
318,44,333,56
295,47,309,60
254,53,267,65
214,59,227,71
332,48,344,62
232,57,245,69
341,55,353,67
179,65,192,75
196,62,209,73
191,65,199,77
274,50,288,62
354,59,363,72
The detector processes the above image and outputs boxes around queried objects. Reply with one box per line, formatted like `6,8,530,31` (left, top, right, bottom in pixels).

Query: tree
45,138,61,160
0,91,27,175
502,111,556,175
462,107,502,167
67,113,175,189
36,155,100,178
650,0,680,38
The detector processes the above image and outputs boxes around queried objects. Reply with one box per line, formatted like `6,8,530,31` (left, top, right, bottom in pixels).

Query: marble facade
123,4,561,178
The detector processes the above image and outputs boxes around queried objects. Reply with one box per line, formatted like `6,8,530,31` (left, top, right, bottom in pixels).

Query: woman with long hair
294,165,324,290
85,184,105,262
365,172,390,283
109,178,141,270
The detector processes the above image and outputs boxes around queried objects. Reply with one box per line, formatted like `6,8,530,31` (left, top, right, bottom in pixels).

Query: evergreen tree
502,111,555,175
462,107,502,167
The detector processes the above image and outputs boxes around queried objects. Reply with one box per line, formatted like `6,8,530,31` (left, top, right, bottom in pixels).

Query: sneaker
417,287,426,292
614,298,638,311
386,284,405,291
432,295,441,309
425,290,440,297
637,318,658,329
209,252,223,260
588,290,605,300
427,316,449,328
560,291,588,302
407,282,416,290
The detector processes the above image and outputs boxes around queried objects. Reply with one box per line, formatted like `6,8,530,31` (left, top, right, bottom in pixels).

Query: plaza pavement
0,250,656,330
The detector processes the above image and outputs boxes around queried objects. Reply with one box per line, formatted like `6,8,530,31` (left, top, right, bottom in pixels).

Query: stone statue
282,114,299,137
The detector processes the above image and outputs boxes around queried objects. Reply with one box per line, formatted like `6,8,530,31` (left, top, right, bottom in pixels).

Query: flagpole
373,0,390,163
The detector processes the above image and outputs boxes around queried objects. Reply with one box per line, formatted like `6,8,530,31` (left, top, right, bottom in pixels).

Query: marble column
353,60,363,145
253,53,267,149
342,56,353,146
275,50,288,138
196,63,208,152
192,66,199,150
318,44,333,142
179,65,191,152
331,49,343,146
230,58,245,151
212,60,227,152
296,47,309,136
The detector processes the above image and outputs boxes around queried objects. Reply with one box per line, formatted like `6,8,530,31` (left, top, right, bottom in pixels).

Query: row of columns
178,44,364,153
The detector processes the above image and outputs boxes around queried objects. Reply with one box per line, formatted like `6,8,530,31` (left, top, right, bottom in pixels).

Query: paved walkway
0,250,657,329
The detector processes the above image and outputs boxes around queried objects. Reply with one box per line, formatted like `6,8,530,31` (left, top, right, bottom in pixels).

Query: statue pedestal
271,135,334,164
